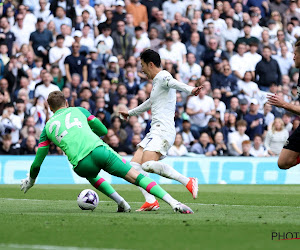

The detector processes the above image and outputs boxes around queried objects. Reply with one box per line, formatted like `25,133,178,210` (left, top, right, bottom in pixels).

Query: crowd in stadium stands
0,0,298,156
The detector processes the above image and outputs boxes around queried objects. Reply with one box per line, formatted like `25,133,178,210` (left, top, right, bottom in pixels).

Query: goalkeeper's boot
117,200,131,212
173,202,194,214
136,200,160,211
186,177,198,199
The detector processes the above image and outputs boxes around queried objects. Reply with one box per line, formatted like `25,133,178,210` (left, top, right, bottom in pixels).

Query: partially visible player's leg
278,130,300,169
87,176,130,212
131,147,159,211
277,149,300,169
141,150,198,199
74,149,130,212
102,146,193,213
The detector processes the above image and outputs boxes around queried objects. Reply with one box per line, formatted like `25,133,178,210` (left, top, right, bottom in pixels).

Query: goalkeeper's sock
142,161,189,186
135,174,178,207
88,176,123,205
131,162,156,203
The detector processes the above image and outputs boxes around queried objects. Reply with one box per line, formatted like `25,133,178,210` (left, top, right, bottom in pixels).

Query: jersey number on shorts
49,112,82,143
146,137,153,146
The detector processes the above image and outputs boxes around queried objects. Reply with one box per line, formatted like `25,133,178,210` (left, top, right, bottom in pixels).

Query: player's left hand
267,94,285,108
191,85,203,96
20,174,35,194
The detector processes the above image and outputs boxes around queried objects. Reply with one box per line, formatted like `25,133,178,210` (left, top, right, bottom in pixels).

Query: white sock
109,192,123,205
131,161,157,203
162,193,178,208
142,161,189,186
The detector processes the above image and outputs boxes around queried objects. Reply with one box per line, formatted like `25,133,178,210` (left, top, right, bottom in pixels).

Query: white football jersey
129,70,194,136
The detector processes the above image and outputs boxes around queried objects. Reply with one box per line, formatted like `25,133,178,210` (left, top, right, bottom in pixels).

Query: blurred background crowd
0,0,299,156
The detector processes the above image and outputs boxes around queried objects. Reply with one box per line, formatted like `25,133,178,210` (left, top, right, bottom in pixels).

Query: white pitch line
1,198,300,209
0,243,126,250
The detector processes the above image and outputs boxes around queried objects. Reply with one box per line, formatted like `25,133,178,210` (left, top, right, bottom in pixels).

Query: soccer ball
77,189,99,211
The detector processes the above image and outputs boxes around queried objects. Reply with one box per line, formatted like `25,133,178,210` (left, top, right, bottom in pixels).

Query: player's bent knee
142,161,156,173
277,158,292,170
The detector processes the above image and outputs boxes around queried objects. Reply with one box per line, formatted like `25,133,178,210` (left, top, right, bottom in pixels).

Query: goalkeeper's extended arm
30,146,49,179
21,129,50,193
78,107,107,137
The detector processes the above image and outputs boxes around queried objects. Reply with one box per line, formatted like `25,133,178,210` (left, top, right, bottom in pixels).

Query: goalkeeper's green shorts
74,144,131,179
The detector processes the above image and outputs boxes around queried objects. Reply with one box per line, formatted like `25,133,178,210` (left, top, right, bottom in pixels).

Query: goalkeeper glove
20,174,35,194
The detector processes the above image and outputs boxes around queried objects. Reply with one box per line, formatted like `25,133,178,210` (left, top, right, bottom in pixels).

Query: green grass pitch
1,184,300,250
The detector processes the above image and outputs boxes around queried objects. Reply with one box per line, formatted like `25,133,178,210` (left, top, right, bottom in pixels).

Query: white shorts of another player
138,128,175,160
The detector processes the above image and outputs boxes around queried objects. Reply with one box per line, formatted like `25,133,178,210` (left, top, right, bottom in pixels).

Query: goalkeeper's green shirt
39,107,103,167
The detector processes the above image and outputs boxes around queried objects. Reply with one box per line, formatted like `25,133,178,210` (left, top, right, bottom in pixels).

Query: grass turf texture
1,185,300,250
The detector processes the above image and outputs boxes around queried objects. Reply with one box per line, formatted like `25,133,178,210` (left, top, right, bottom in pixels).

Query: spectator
162,0,186,22
181,119,197,151
263,102,275,129
159,37,181,68
64,41,88,83
149,27,163,53
0,134,19,155
272,44,294,76
168,133,188,156
240,140,253,156
185,32,205,65
110,115,127,144
75,0,96,21
212,131,228,156
180,53,201,84
0,16,15,57
108,134,131,155
220,17,241,50
49,34,71,79
35,72,60,100
20,135,37,155
244,98,265,140
235,24,260,49
95,25,113,52
112,1,126,24
255,46,282,91
50,0,76,23
111,20,133,60
264,117,289,156
149,10,171,40
230,43,251,80
203,37,225,67
186,87,215,138
237,71,260,102
126,0,148,28
132,26,150,58
250,134,268,157
220,64,239,107
190,132,216,155
11,13,34,51
53,7,72,34
29,18,54,65
202,117,221,142
0,102,22,144
228,119,250,156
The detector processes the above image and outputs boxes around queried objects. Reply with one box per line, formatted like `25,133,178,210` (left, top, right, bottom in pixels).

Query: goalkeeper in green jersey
20,91,194,214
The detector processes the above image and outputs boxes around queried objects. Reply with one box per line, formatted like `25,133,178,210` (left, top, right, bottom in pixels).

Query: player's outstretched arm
120,99,151,119
78,107,108,137
267,94,300,116
21,129,50,193
166,77,202,95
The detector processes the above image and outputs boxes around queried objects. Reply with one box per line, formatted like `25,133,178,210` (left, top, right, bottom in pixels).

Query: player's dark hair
140,49,161,67
47,91,66,111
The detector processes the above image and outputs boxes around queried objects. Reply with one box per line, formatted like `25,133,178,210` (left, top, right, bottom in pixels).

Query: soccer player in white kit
120,49,201,211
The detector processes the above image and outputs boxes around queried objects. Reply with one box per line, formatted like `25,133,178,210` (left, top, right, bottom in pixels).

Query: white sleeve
128,99,151,117
49,49,56,64
164,77,194,94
